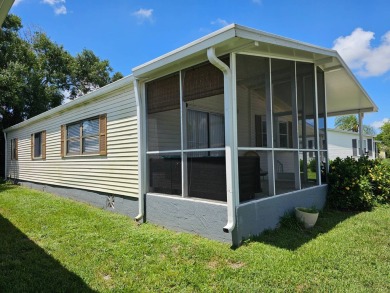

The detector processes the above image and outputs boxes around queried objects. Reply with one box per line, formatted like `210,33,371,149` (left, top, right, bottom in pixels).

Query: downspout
3,131,7,180
134,78,145,221
207,47,237,233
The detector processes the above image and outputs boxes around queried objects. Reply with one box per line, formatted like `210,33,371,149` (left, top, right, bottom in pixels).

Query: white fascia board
5,75,134,132
132,24,237,77
234,25,338,57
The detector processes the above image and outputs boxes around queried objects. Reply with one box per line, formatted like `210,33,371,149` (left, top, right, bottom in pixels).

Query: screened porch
144,52,328,204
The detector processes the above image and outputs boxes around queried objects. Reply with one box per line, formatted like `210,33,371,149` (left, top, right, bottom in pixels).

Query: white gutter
134,78,145,221
207,47,238,233
3,131,7,180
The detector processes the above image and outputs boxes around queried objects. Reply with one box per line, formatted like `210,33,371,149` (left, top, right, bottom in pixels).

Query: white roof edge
132,23,340,77
5,74,134,132
234,24,339,57
327,128,376,137
132,24,236,71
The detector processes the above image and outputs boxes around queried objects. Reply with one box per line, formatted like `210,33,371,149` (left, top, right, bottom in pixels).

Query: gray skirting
15,179,327,246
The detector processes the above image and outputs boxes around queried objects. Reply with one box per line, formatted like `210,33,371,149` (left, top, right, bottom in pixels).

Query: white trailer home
4,24,378,245
327,128,378,161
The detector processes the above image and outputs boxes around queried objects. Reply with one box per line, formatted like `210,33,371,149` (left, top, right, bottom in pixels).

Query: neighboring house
327,128,377,161
3,24,378,245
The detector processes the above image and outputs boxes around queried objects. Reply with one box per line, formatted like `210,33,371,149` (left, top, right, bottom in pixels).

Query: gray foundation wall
235,185,327,242
16,180,231,243
145,194,231,243
18,180,139,217
15,180,327,246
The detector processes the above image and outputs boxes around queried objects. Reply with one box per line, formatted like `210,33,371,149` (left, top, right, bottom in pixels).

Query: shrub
327,156,390,211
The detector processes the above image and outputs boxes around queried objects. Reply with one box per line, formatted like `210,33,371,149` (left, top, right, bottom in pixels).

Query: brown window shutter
15,138,18,160
61,125,65,157
99,114,107,156
31,134,34,160
42,130,46,160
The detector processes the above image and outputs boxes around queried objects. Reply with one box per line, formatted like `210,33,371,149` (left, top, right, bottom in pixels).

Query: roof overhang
132,24,378,117
0,0,14,26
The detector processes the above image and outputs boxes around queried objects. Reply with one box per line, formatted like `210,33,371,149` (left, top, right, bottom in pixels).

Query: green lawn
1,183,389,292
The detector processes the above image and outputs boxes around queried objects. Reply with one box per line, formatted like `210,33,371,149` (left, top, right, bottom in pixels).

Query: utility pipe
207,47,238,233
134,78,145,221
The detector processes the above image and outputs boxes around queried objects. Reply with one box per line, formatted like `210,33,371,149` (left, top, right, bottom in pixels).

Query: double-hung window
31,131,46,159
62,114,107,157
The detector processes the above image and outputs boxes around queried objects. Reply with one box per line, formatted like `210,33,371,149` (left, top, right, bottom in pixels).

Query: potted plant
295,207,319,228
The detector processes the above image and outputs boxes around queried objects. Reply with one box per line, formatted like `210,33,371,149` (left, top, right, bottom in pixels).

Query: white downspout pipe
359,112,364,156
3,131,7,180
207,47,237,233
134,78,145,221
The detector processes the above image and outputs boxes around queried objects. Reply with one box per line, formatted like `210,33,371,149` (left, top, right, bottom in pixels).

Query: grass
1,183,389,292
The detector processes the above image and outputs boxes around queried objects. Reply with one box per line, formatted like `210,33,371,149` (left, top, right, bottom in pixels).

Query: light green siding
6,83,139,198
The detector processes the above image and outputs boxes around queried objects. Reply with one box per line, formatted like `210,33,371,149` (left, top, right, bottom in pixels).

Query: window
279,122,288,148
187,109,224,157
352,139,357,156
31,131,46,159
11,138,18,160
61,114,107,157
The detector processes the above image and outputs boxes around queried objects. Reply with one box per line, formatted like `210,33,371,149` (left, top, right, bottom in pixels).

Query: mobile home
4,24,378,245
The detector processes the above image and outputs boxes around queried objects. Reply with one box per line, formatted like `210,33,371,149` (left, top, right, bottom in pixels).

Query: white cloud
211,18,230,27
133,8,153,23
54,5,67,15
13,0,24,6
371,118,390,130
42,0,67,15
333,28,390,77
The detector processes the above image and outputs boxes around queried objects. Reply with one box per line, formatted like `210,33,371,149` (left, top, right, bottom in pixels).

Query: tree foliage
334,115,376,135
0,14,123,129
376,121,390,155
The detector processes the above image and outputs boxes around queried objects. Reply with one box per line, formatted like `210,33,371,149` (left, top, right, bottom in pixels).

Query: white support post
180,71,188,197
314,65,321,185
266,58,276,196
359,112,364,156
134,79,147,221
291,62,300,190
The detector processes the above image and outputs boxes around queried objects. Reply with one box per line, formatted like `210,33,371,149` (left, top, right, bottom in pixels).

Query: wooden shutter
31,134,34,160
352,139,357,156
367,138,373,156
42,130,46,160
99,114,107,156
15,138,18,160
61,125,65,158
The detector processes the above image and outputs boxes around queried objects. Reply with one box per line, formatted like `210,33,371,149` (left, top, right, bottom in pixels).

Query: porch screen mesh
183,56,229,102
146,73,180,114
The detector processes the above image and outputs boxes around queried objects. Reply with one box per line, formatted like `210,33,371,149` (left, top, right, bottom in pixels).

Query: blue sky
10,0,390,131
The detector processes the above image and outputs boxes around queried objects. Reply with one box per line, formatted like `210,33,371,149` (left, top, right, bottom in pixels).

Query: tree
334,115,376,135
0,14,123,129
376,121,390,156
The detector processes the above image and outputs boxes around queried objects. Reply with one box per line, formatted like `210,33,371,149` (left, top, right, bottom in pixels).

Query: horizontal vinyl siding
7,84,139,198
